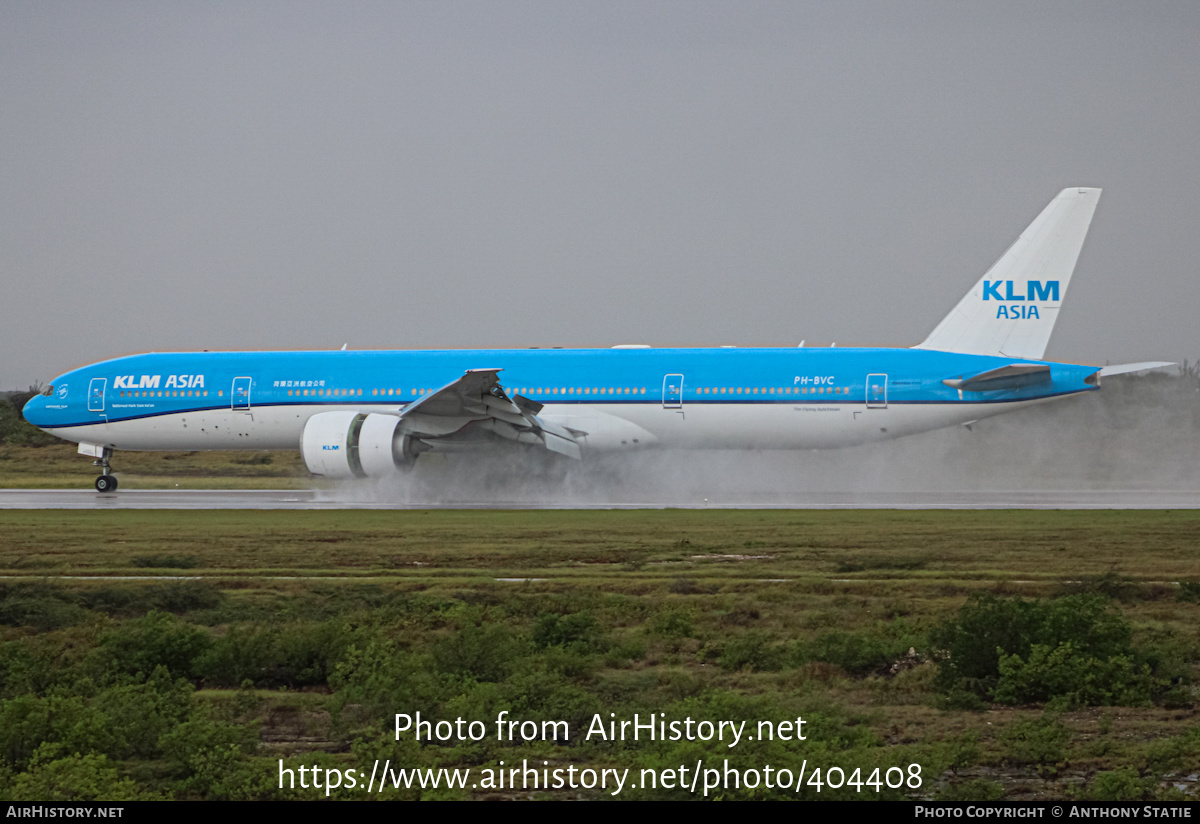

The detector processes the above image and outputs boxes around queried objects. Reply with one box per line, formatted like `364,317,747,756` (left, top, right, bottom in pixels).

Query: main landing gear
93,447,118,492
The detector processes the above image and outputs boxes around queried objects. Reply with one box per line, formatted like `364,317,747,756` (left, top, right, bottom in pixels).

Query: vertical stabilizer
914,188,1101,360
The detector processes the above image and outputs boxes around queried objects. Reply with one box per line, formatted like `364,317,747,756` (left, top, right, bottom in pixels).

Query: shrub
0,584,88,630
801,622,926,678
194,625,278,688
80,582,221,616
718,631,784,672
997,711,1070,775
0,696,109,770
1177,581,1200,603
932,594,1134,701
330,637,442,726
431,622,522,682
196,621,347,688
1058,570,1146,603
159,718,266,800
532,611,606,653
649,609,695,639
99,667,194,758
1083,767,1155,801
95,610,211,680
0,626,103,698
805,630,893,677
994,642,1157,707
8,745,156,801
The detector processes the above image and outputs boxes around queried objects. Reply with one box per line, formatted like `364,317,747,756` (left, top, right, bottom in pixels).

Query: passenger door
88,377,106,414
231,377,252,411
662,373,684,409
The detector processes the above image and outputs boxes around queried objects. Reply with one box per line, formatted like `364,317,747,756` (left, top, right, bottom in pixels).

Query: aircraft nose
22,393,47,426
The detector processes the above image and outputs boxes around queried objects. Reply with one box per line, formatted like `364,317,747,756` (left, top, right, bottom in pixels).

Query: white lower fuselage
50,396,1059,454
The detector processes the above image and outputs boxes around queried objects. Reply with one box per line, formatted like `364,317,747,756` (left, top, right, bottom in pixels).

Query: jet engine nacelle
300,411,417,478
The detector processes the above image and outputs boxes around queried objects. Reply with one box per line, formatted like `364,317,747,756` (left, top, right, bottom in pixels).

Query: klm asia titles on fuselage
112,373,205,391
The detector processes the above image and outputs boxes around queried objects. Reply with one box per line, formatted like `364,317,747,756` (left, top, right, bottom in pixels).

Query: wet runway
2,488,1198,509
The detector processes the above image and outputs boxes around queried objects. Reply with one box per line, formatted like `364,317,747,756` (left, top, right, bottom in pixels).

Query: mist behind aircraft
330,371,1198,506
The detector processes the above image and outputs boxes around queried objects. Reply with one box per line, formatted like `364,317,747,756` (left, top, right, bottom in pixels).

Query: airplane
23,187,1171,492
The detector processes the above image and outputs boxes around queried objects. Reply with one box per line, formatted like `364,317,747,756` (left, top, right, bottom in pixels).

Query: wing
396,369,582,460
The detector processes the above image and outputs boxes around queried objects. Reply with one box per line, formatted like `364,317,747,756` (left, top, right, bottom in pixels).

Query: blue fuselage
23,347,1098,454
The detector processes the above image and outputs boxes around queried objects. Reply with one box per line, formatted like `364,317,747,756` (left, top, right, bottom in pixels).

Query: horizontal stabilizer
916,188,1101,360
1098,361,1175,377
942,363,1051,392
1084,361,1176,386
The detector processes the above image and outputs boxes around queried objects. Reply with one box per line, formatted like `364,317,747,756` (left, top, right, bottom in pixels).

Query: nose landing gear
92,447,118,492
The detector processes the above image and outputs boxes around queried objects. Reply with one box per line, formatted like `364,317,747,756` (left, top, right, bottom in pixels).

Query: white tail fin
915,188,1101,360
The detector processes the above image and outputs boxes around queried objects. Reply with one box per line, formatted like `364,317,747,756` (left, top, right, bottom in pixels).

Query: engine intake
300,411,417,478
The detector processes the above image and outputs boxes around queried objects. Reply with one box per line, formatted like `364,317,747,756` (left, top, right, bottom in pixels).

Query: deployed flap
398,369,582,460
511,394,543,416
942,363,1051,392
915,188,1101,360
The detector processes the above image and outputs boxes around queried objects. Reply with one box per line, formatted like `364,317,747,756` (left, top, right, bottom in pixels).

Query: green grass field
1,509,1198,801
2,508,1199,582
0,442,313,489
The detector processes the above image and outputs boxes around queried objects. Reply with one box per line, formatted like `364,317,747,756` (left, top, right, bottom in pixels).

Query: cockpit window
42,385,54,397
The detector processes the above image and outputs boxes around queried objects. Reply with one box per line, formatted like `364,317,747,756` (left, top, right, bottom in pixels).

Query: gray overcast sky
3,1,1198,387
